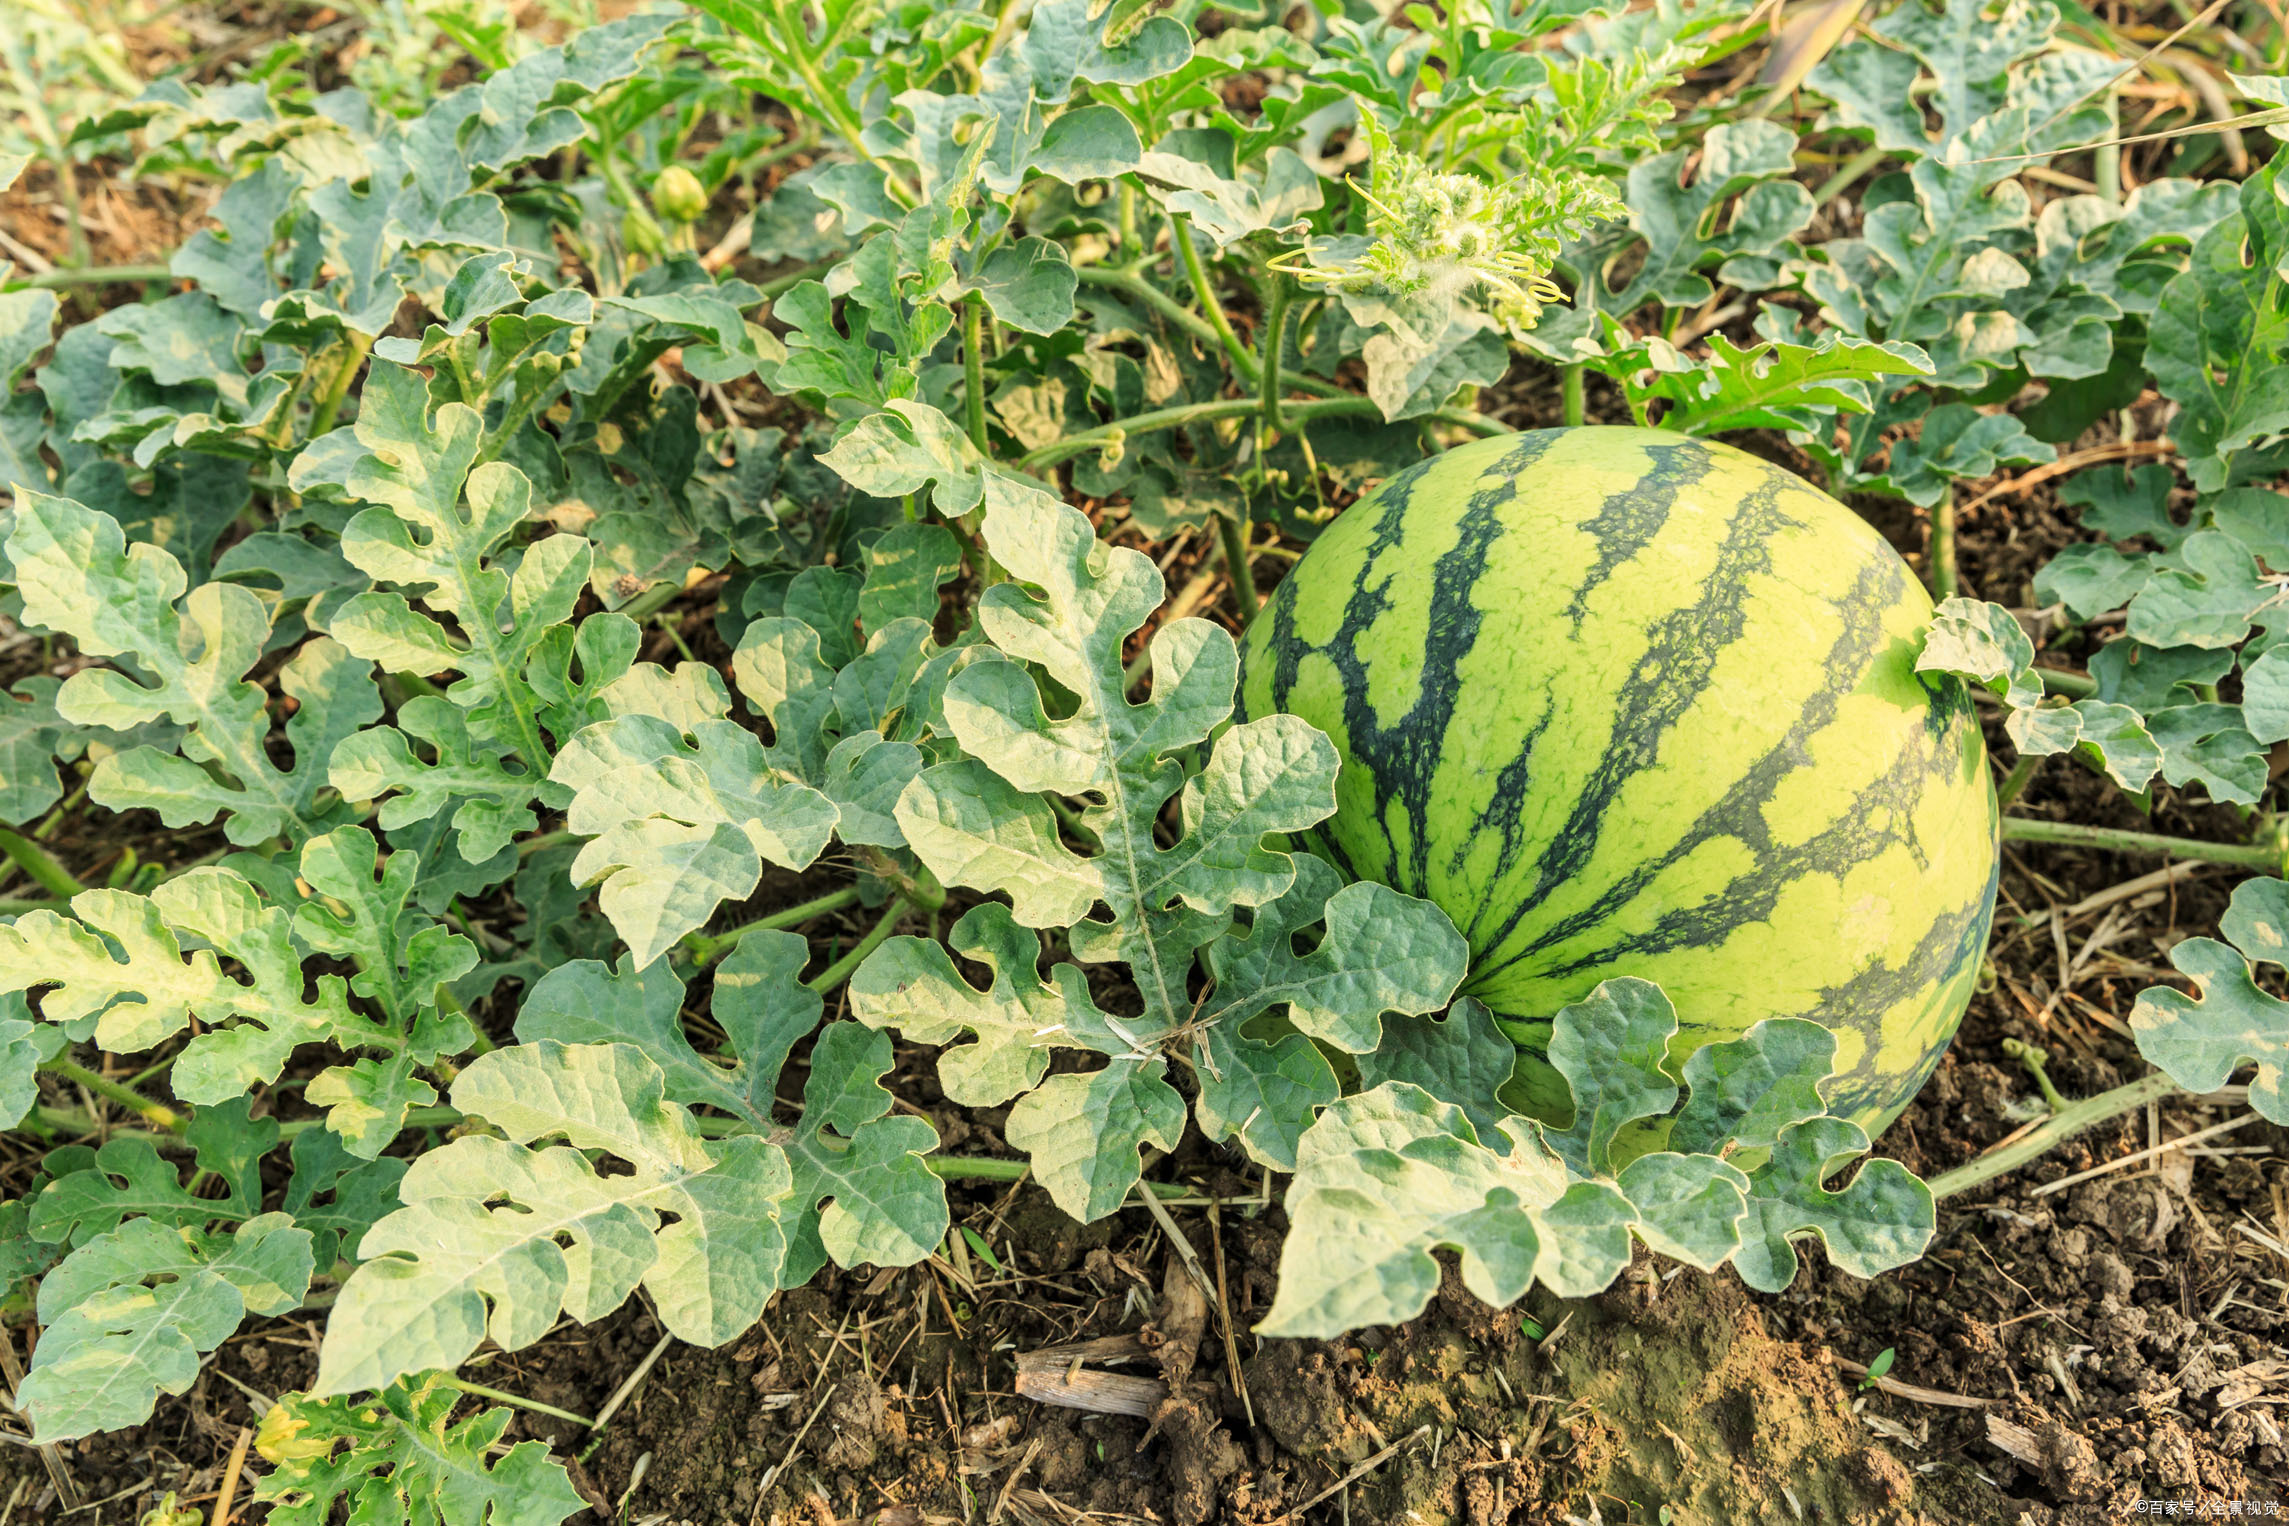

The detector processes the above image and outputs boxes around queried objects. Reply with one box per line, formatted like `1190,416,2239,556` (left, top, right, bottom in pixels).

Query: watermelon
1239,427,1998,1137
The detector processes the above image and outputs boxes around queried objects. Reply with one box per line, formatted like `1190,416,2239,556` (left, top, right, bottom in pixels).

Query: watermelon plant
0,0,2284,1517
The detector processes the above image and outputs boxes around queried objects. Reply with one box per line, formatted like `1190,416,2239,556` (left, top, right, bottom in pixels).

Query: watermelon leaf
1600,330,1934,438
1264,986,1934,1334
846,441,1466,1211
1,994,61,1131
517,937,948,1286
1917,596,2163,792
1356,996,1520,1143
315,1041,797,1398
2129,876,2289,1123
1257,1083,1634,1338
1732,1117,1934,1293
6,488,382,846
19,1213,313,1442
251,1375,586,1526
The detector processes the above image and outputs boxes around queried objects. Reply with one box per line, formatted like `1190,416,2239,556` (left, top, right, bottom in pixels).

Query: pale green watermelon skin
1238,427,1999,1136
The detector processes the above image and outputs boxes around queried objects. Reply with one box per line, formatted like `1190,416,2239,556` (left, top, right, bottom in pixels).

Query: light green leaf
8,489,381,844
1613,1151,1750,1270
0,872,386,1106
27,1101,274,1246
2148,702,2267,805
1356,996,1519,1143
906,472,1334,1033
2126,531,2274,650
523,940,950,1279
329,696,540,864
1258,1084,1632,1338
1669,1018,1837,1156
551,715,838,965
1191,1020,1341,1175
330,360,571,770
21,1214,312,1441
1004,1061,1187,1222
1541,977,1680,1178
850,902,1117,1107
965,237,1078,336
2130,876,2289,1122
0,993,59,1129
1617,332,1934,437
317,1041,796,1396
1733,1117,1933,1291
1917,596,2041,708
2003,698,2160,793
1199,858,1468,1053
2149,165,2289,493
779,1022,949,1280
2032,542,2151,620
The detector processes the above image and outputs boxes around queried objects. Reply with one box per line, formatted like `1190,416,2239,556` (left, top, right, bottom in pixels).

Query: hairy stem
5,263,173,290
1257,273,1290,435
681,885,866,966
1561,363,1585,428
1021,395,1505,472
805,901,906,994
0,828,83,900
38,1056,184,1133
1169,214,1253,376
1930,494,1959,600
308,333,374,441
2036,666,2098,699
1218,505,1259,620
963,293,991,454
1999,816,2284,870
1927,1071,2182,1199
438,1376,599,1430
1993,750,2042,810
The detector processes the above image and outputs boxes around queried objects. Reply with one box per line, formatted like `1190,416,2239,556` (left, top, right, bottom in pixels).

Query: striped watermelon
1239,428,1998,1138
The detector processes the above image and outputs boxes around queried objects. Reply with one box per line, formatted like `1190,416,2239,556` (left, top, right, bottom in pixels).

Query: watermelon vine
0,0,2283,1517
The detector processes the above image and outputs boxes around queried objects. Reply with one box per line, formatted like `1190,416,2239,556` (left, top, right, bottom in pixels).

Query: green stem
1257,273,1290,435
1020,395,1504,472
1169,214,1253,375
1993,750,2042,810
38,1056,184,1133
4,262,174,290
0,827,82,900
962,293,991,455
439,1376,599,1429
922,1155,1190,1199
682,885,865,966
1812,145,1888,207
1217,506,1258,620
1930,494,1959,600
307,333,373,440
2036,666,2099,699
2094,94,2121,209
1078,263,1244,370
1999,816,2285,870
1561,363,1585,428
1927,1070,2182,1200
804,902,905,994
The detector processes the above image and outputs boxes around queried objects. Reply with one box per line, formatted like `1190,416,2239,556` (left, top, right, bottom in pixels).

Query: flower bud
622,205,668,256
652,165,707,225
